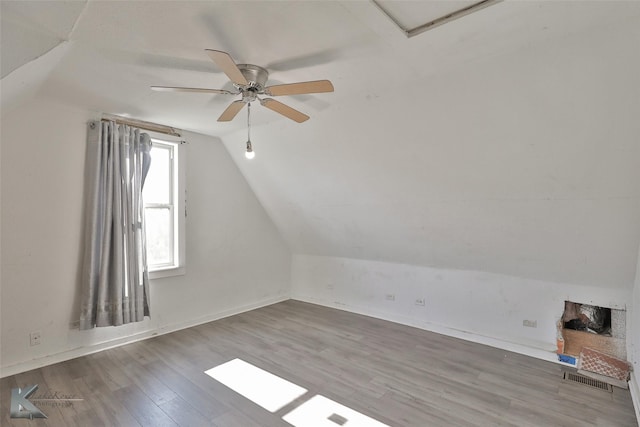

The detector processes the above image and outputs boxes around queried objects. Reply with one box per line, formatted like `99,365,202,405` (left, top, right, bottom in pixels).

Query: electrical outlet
523,320,537,328
30,331,41,346
415,298,425,306
385,294,395,301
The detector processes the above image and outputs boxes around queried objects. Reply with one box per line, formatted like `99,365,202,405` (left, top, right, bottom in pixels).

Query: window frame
144,134,186,279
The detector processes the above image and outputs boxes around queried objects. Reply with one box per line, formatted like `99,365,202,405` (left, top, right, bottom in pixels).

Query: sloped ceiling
2,1,640,289
0,0,86,78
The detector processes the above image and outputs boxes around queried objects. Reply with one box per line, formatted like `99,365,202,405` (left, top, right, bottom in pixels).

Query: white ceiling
3,0,640,289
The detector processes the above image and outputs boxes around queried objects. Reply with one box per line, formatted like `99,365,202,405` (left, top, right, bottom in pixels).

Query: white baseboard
630,375,640,426
0,295,289,378
291,294,561,365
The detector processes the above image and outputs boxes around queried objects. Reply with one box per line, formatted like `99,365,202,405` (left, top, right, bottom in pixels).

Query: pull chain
247,102,251,141
245,102,255,159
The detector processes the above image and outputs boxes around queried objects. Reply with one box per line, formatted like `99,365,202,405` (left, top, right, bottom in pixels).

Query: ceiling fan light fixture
245,140,255,159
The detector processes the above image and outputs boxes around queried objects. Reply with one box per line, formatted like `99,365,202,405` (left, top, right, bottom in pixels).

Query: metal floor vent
563,371,613,392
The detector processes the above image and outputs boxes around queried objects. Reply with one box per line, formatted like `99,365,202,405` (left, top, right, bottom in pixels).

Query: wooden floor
1,300,636,426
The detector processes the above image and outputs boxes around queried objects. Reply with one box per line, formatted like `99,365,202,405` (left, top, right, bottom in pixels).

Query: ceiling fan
151,49,334,123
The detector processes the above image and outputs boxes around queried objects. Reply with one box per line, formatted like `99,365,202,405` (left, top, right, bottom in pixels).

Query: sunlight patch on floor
283,395,389,427
205,358,389,426
204,358,307,412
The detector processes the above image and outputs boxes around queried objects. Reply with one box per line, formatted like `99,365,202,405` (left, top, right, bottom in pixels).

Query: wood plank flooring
1,300,637,426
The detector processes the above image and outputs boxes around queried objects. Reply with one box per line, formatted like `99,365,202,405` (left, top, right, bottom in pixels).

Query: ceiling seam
66,0,90,41
371,0,503,39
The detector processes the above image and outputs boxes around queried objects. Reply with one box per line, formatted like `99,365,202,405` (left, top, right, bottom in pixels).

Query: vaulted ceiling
3,1,640,289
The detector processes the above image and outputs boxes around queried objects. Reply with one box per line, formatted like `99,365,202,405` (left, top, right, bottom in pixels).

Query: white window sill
149,266,185,280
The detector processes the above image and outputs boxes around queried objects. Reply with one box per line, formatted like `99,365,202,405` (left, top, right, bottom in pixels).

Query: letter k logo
10,384,47,419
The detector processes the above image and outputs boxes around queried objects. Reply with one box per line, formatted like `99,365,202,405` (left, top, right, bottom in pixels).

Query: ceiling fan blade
205,49,249,86
260,98,309,123
151,86,236,95
265,80,334,96
218,100,246,122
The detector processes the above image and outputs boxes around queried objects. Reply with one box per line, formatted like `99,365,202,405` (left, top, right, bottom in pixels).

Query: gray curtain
80,121,152,330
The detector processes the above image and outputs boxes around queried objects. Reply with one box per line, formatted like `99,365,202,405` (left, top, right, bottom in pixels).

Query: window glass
145,206,173,267
144,145,171,204
142,137,184,276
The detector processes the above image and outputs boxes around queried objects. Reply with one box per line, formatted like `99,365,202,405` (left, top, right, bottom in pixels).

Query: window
143,137,185,278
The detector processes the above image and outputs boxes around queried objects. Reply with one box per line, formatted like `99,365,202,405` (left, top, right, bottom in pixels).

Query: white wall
631,248,640,420
0,95,291,376
292,254,631,362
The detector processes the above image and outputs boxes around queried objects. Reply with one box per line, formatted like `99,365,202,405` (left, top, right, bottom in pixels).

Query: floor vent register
563,371,613,392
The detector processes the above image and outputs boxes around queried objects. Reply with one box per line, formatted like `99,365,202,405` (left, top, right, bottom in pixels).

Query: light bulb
245,140,255,159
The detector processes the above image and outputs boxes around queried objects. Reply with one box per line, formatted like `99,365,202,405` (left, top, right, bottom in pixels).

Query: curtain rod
101,114,182,137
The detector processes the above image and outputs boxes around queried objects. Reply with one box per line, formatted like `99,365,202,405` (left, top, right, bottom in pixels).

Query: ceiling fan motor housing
236,64,269,92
